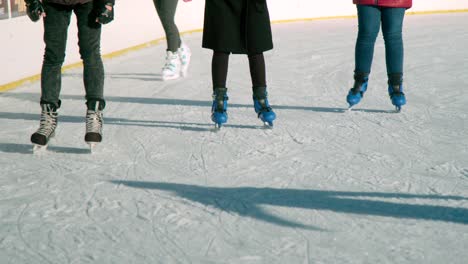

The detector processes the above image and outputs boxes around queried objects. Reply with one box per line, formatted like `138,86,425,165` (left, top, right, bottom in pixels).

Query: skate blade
263,121,274,128
87,142,99,153
32,144,48,154
213,123,223,131
180,65,190,77
162,74,181,81
395,106,402,113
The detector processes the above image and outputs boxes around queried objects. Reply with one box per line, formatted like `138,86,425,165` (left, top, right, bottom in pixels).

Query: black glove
96,2,114,24
25,0,44,22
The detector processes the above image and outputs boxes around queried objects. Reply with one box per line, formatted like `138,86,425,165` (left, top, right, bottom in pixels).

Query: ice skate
211,87,228,129
31,104,58,153
85,101,104,151
388,84,406,112
253,87,276,127
162,50,181,81
347,72,369,109
178,42,191,77
387,73,406,112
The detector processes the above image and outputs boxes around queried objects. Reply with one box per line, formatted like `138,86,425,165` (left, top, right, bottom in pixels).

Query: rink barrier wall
1,8,468,93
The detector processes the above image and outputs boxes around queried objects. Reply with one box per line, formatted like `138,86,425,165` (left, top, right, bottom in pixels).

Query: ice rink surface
1,13,467,264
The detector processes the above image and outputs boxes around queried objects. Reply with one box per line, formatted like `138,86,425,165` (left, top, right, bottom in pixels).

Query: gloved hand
25,0,45,22
96,2,114,24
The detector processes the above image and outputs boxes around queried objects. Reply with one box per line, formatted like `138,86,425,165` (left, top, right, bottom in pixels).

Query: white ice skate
178,42,191,77
161,50,181,81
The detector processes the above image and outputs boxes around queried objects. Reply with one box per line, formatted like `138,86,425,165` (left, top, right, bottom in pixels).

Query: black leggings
212,51,266,90
153,0,181,52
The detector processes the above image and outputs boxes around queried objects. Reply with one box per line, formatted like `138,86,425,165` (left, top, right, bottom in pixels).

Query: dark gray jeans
153,0,181,52
41,1,105,110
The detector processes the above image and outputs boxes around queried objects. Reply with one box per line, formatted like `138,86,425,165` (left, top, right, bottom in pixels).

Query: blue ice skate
346,80,368,108
346,73,369,109
211,88,228,129
253,87,276,127
388,84,406,112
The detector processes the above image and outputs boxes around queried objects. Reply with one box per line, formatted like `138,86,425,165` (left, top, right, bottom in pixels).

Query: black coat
43,0,114,6
202,0,273,54
44,0,92,4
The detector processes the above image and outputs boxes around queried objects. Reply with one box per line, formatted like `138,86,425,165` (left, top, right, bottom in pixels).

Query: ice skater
153,0,192,81
203,0,277,128
25,0,115,151
346,0,412,111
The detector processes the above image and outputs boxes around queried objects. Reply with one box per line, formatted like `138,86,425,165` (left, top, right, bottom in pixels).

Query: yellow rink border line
272,8,468,24
1,9,467,93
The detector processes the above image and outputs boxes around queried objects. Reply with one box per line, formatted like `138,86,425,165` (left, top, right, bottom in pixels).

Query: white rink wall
1,0,468,86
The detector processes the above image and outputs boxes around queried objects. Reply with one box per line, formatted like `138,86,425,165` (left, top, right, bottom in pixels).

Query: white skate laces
85,101,103,145
162,50,181,80
36,105,58,137
86,109,103,136
31,104,58,149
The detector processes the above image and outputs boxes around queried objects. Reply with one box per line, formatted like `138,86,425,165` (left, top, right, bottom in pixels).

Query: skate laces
389,85,405,99
163,51,179,71
253,89,272,113
212,89,228,113
36,109,58,136
212,95,228,113
351,80,368,95
86,110,103,134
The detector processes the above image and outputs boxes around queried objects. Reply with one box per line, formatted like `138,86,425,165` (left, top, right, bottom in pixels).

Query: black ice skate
31,104,58,152
84,101,104,150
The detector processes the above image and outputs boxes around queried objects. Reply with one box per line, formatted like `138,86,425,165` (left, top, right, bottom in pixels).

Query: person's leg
40,2,72,109
355,5,381,75
211,51,230,126
248,53,267,89
154,0,181,52
248,53,275,125
382,8,406,109
74,2,105,143
32,2,71,147
74,1,105,111
347,5,381,107
212,51,230,89
381,7,405,79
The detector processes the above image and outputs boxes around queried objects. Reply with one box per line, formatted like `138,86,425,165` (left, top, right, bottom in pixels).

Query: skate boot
388,73,406,112
346,72,369,108
253,87,276,127
162,50,181,81
85,101,104,149
177,42,191,77
31,103,58,151
211,87,228,129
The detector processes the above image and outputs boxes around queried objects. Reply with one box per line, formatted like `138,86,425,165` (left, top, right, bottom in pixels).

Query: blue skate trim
254,98,276,123
211,94,228,125
388,85,407,107
211,112,228,124
346,81,368,107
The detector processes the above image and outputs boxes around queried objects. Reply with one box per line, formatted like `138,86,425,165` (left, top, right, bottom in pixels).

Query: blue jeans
355,5,406,75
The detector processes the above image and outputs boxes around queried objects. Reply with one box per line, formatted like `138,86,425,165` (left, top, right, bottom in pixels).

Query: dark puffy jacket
44,0,115,5
353,0,412,8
